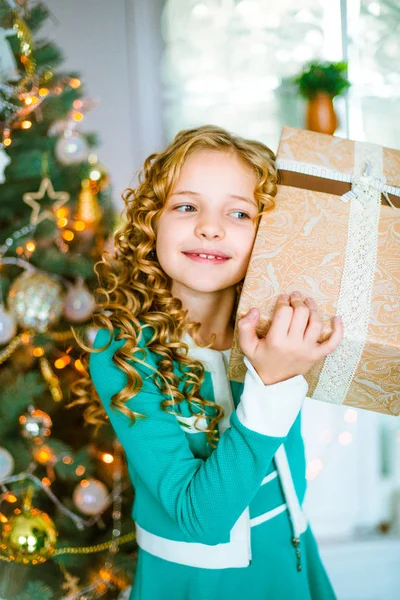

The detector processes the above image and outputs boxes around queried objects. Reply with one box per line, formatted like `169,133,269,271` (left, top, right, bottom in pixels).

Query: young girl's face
155,149,259,296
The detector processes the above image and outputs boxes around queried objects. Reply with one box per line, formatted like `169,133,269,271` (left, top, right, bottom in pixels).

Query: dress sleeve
89,330,307,545
236,355,308,437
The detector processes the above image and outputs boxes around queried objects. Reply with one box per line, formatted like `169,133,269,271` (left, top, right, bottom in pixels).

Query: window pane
347,0,400,147
161,0,341,148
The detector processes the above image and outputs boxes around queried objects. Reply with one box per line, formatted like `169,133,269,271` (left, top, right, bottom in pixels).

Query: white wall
47,0,165,212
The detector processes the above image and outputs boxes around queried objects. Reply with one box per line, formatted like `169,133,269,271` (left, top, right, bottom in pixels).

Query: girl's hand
238,292,344,385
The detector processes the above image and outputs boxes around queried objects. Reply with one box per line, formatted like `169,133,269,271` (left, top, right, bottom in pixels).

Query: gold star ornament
23,177,70,225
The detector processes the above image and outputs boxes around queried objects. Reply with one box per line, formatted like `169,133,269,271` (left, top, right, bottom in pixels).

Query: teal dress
89,326,336,600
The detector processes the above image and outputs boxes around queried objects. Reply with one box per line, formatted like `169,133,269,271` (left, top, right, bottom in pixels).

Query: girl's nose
194,215,225,239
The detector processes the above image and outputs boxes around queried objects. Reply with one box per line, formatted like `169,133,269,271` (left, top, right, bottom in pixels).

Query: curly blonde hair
69,124,277,448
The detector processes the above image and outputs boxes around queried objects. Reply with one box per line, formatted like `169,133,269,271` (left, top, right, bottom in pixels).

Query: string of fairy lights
1,2,134,597
0,441,135,598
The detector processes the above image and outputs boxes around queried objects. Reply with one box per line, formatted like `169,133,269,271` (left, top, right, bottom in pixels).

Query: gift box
227,127,400,415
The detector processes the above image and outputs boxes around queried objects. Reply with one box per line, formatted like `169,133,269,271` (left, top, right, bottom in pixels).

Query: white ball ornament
85,326,99,345
20,408,52,441
63,278,96,323
0,447,14,481
55,130,89,165
118,587,132,600
0,145,11,184
73,478,109,516
0,305,17,344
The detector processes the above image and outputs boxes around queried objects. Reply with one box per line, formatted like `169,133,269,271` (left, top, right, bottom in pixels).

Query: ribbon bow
341,161,399,212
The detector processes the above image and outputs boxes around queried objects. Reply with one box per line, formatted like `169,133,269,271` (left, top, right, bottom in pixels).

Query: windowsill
318,534,400,600
318,530,400,546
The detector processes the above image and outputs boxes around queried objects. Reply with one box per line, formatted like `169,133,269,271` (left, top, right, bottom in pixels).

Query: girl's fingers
237,307,261,356
287,293,310,339
316,316,344,358
265,293,343,364
267,294,293,338
303,297,323,343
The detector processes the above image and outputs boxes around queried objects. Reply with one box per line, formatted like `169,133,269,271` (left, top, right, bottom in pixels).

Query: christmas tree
0,2,136,598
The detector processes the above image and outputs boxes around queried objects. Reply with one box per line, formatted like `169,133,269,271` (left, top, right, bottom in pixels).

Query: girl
71,125,343,600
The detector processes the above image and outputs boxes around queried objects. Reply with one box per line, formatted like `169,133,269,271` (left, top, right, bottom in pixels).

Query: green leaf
293,61,351,99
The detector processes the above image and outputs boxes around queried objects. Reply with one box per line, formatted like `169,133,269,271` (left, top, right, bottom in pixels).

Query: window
161,0,400,538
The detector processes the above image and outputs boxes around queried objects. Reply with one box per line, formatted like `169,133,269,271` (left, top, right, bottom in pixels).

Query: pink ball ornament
73,478,109,516
63,278,96,323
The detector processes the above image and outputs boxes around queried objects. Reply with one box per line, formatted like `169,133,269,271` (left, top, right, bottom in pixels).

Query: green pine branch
16,581,53,600
0,372,46,424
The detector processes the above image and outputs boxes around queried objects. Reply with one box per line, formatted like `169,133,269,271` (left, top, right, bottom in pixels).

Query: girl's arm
89,329,307,546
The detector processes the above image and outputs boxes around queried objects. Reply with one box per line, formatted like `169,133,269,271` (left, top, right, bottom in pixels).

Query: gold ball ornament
1,508,57,564
8,271,64,333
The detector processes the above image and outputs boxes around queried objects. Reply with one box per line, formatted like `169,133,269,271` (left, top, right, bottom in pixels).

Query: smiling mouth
183,252,230,263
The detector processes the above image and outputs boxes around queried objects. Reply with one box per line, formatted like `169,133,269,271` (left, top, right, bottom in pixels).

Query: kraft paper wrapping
227,127,400,416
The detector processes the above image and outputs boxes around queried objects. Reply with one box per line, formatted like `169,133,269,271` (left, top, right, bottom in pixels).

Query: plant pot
306,92,338,135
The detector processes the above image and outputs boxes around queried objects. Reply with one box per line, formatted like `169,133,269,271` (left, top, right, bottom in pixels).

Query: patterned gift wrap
227,127,400,416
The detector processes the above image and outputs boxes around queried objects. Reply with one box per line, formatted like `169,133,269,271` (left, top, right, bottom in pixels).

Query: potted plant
293,61,351,135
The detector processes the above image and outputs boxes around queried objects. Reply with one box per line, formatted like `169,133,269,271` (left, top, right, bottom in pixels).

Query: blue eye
176,204,196,212
231,211,250,219
175,205,250,219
